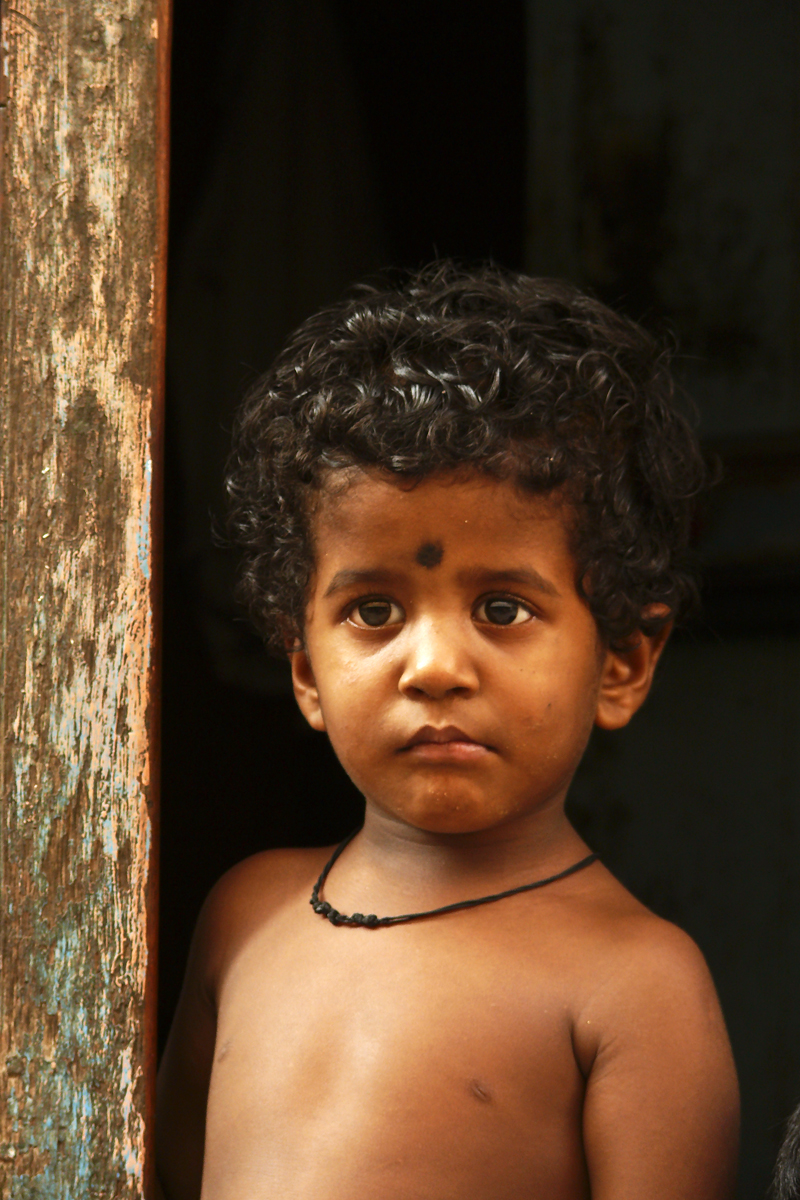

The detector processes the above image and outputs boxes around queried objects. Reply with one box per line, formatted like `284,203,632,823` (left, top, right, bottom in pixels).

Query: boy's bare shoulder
570,863,717,991
210,843,330,907
566,865,731,1072
192,845,331,994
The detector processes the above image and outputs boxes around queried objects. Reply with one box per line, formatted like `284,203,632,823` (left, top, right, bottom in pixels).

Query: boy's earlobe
290,646,327,732
594,606,672,731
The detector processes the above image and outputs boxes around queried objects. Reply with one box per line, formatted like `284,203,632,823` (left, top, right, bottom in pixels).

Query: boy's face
292,470,663,838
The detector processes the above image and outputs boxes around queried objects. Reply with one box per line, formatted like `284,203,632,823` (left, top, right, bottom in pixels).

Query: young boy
156,263,739,1199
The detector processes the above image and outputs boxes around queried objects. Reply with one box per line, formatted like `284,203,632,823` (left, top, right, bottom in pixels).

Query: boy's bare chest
201,901,590,1200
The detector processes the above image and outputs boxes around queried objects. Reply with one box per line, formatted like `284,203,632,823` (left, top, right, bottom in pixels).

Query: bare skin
156,471,739,1200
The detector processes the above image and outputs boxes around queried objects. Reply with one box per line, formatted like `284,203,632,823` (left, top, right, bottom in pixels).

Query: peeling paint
0,0,169,1196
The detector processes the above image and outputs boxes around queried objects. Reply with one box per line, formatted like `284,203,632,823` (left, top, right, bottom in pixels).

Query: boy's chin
373,795,520,837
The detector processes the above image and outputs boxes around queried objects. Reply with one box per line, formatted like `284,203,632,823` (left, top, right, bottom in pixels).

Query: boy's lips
400,725,494,762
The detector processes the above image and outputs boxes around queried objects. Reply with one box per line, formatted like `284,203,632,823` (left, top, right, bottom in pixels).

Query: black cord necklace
310,829,599,928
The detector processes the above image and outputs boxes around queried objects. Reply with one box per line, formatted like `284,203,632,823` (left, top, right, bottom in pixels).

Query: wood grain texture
0,1,169,1195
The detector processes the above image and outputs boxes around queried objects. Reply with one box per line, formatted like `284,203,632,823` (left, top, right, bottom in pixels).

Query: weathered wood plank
0,1,169,1195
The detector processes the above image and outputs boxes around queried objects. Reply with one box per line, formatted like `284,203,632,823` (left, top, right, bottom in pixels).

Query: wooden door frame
0,2,170,1194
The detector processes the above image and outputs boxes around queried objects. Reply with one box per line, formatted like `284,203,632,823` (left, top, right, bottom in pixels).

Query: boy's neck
342,801,589,900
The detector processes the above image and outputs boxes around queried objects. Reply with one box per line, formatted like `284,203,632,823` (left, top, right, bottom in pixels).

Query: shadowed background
161,5,800,1196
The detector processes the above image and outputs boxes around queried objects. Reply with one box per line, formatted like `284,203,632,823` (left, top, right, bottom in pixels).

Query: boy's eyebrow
323,568,398,598
462,568,560,597
323,566,560,598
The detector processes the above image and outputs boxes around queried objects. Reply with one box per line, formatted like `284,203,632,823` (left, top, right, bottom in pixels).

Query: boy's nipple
468,1078,493,1103
416,541,444,568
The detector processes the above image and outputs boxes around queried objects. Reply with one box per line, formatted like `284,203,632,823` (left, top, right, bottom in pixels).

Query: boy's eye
475,596,533,626
348,599,404,628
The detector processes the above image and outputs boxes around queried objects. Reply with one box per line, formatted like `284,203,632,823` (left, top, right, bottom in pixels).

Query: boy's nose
397,618,479,700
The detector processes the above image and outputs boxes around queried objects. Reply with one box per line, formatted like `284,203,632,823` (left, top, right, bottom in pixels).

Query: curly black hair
773,1103,800,1200
226,261,706,654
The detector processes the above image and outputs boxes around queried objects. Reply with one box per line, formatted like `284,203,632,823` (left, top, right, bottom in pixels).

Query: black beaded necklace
310,830,599,928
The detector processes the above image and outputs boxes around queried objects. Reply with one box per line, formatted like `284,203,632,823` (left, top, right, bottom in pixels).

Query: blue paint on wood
0,0,167,1194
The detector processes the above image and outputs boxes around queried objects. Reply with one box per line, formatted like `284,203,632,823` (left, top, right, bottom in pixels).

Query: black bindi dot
415,540,444,568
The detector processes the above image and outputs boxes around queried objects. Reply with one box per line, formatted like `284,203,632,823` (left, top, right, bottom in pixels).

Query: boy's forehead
312,468,573,553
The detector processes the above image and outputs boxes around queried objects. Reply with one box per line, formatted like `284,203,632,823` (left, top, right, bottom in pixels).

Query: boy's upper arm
155,883,223,1200
155,853,277,1200
578,921,739,1200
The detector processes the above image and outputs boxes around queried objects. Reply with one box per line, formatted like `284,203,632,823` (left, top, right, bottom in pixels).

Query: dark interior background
161,4,800,1196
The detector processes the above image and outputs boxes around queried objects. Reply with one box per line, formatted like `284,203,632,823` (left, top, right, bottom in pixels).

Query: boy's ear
594,605,672,731
289,644,327,732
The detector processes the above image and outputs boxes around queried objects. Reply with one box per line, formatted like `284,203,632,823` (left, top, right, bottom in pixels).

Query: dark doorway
160,0,527,1046
161,7,800,1197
